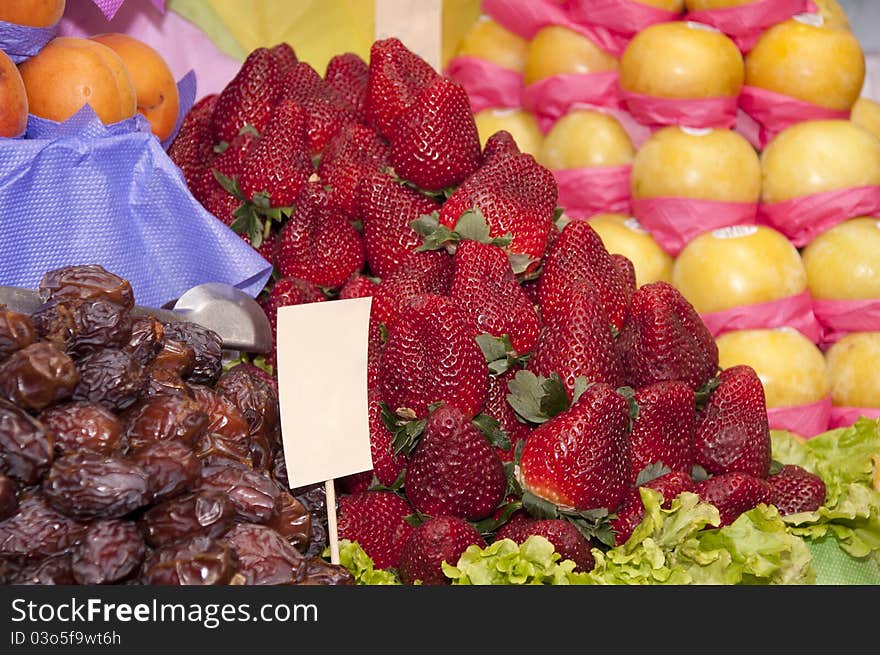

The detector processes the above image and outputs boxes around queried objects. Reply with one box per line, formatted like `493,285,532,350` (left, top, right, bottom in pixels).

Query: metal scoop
0,282,273,354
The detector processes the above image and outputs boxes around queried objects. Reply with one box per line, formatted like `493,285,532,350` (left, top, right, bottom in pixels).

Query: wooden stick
374,0,443,71
325,478,340,565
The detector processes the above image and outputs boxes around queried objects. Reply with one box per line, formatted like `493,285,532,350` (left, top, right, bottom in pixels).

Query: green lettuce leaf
335,540,401,585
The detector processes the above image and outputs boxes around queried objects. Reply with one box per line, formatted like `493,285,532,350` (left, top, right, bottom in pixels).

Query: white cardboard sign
276,297,374,489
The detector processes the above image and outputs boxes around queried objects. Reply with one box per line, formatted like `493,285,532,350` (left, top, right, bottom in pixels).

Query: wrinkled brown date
0,341,79,412
222,523,304,585
143,367,193,399
39,264,134,309
42,452,151,520
266,491,311,552
193,431,253,468
11,553,76,585
124,395,208,451
0,310,36,360
125,315,164,366
139,490,235,548
0,398,54,485
0,474,17,520
32,299,133,359
129,439,200,502
71,520,146,585
140,535,238,585
214,364,281,447
72,348,147,412
161,322,223,386
197,463,280,523
39,401,123,456
148,338,195,378
189,385,250,441
293,557,355,586
0,494,87,562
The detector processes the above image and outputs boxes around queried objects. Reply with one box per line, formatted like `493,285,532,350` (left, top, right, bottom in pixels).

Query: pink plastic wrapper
756,186,880,248
699,291,821,343
828,407,880,430
737,86,850,149
767,396,832,438
684,0,809,53
445,56,524,112
812,298,880,348
568,0,682,39
480,0,570,39
523,72,619,122
553,165,632,219
630,196,757,256
617,87,740,130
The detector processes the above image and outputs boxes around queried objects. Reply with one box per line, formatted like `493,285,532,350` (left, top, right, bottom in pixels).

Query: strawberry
527,281,623,399
450,241,541,357
200,184,241,227
370,250,454,328
397,515,485,585
270,42,298,73
389,75,482,192
275,183,366,290
494,518,595,572
367,391,407,487
259,276,326,366
610,470,696,545
629,381,696,483
238,99,313,207
481,129,521,165
169,93,218,191
483,368,532,462
364,37,438,140
324,52,370,121
192,128,257,206
612,253,637,300
693,365,772,479
767,464,826,516
693,471,772,527
403,404,506,521
338,274,378,300
537,219,630,332
319,124,390,218
378,294,488,420
337,490,413,570
279,61,354,155
519,383,632,512
616,281,719,391
211,47,283,145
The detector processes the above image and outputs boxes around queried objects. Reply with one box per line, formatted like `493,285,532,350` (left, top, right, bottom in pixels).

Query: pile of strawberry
169,38,827,586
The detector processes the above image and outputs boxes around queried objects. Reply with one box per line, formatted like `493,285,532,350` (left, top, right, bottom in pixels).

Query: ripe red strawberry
617,281,719,391
211,47,283,144
378,294,488,420
694,471,773,527
279,61,354,155
610,470,696,545
337,490,414,570
200,183,241,226
389,75,482,192
694,365,772,479
483,368,532,462
767,464,826,516
397,515,485,585
519,383,632,512
629,381,696,483
239,226,279,266
538,219,630,332
481,129,521,165
318,124,390,218
324,52,370,121
259,276,326,366
238,98,313,207
192,128,257,206
527,281,623,399
367,391,407,486
169,93,218,191
450,241,541,357
270,42,298,72
275,183,366,290
370,250,454,328
612,253,637,300
364,37,439,140
404,404,506,521
338,274,378,300
494,518,595,572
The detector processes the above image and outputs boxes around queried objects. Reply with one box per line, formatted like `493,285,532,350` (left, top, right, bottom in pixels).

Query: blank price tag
276,298,374,489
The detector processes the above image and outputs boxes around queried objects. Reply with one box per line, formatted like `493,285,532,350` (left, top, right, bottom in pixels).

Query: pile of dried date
0,264,352,586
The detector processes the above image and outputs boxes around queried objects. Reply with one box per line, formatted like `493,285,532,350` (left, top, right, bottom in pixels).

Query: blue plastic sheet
0,18,57,63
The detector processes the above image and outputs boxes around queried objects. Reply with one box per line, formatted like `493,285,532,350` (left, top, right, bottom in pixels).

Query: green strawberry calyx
475,334,530,376
505,370,590,425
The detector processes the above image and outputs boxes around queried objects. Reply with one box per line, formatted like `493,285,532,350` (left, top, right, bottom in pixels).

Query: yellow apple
851,97,880,142
760,120,880,203
631,126,761,201
672,225,807,313
587,213,673,287
744,16,864,112
619,21,743,99
810,0,851,30
523,25,618,86
825,332,880,406
473,108,543,156
717,328,831,407
456,15,529,73
801,218,880,301
537,109,635,169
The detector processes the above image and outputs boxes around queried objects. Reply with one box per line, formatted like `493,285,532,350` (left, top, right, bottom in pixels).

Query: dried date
129,440,200,502
71,520,145,584
149,338,195,377
221,523,304,585
189,385,251,440
11,553,76,585
139,535,237,585
32,299,133,359
123,395,208,450
0,341,79,412
143,367,193,399
125,315,164,366
0,398,54,485
193,431,253,468
0,474,17,520
39,401,123,455
0,494,87,563
39,264,134,309
196,463,280,523
0,310,36,360
42,452,151,520
162,322,223,385
72,348,147,412
215,363,281,447
139,490,235,548
293,557,355,586
266,491,311,553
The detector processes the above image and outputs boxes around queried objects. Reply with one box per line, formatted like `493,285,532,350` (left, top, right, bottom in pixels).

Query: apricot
18,37,137,126
0,50,28,138
91,33,180,141
0,0,65,27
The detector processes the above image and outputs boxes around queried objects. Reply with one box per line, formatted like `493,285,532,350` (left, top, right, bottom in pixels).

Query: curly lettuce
335,540,401,585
